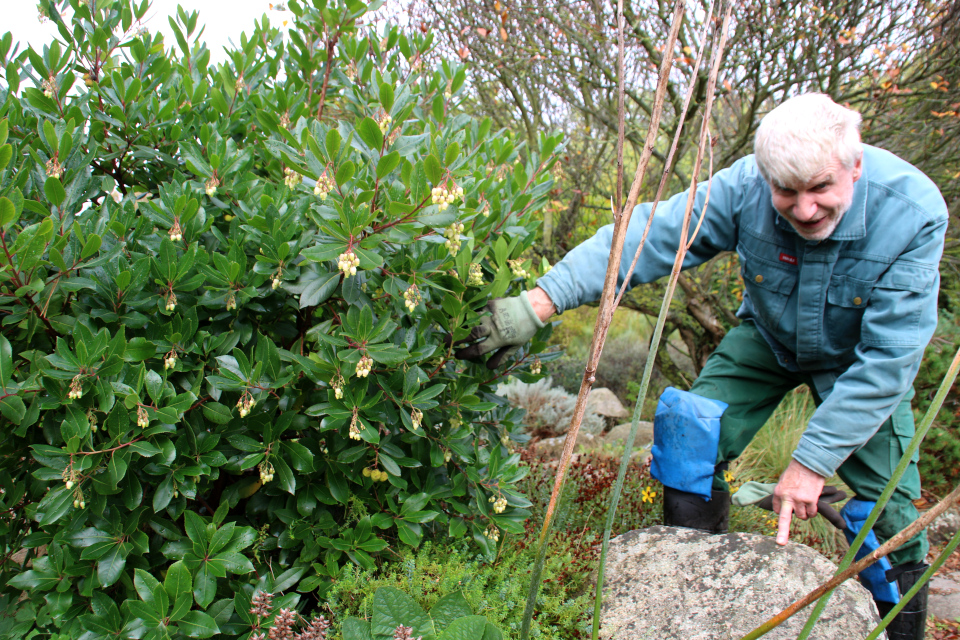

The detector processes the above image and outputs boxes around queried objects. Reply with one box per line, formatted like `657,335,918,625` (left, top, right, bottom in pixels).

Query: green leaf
0,395,26,424
430,592,474,632
80,233,102,259
356,117,384,150
482,622,503,640
201,402,233,425
379,81,395,113
44,175,66,207
164,560,192,602
444,142,461,166
342,617,373,640
177,611,220,638
282,441,315,472
437,616,488,640
336,160,356,186
371,587,434,638
326,127,341,159
0,335,12,390
299,271,340,308
193,563,217,608
124,337,156,362
135,568,163,605
145,370,163,404
0,195,17,226
0,145,11,172
424,154,442,185
376,150,401,179
98,542,130,587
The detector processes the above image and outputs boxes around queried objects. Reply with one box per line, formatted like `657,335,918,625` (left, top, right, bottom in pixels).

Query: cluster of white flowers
443,449,452,463
377,112,393,135
444,221,464,256
283,167,301,189
314,172,334,200
205,176,219,197
271,268,283,290
411,408,423,430
42,74,57,98
362,467,389,482
226,292,237,311
530,356,542,375
259,461,275,484
235,76,246,92
349,407,362,440
488,494,508,513
403,285,421,312
137,405,149,428
443,79,453,100
431,183,464,212
483,524,500,542
169,219,183,242
330,374,344,400
45,156,64,179
88,409,98,432
467,263,484,287
481,202,491,217
165,292,177,312
73,496,86,510
356,355,373,377
508,258,529,279
163,351,178,370
68,376,83,400
338,250,360,277
237,393,256,418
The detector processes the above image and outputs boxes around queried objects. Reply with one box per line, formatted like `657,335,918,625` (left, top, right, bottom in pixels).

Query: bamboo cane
518,2,686,638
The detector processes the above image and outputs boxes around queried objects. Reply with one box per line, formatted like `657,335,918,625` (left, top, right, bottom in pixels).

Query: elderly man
457,93,948,639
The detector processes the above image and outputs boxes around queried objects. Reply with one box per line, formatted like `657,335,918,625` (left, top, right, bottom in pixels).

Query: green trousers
689,322,928,566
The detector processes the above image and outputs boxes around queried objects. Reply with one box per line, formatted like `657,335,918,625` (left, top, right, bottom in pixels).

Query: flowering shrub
0,0,561,636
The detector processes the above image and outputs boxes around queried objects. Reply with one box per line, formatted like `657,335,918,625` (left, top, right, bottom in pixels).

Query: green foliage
0,0,564,636
914,309,960,495
341,585,504,640
325,538,593,639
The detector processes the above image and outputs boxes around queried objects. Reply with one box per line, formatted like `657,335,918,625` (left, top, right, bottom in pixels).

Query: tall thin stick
519,2,686,637
591,4,733,638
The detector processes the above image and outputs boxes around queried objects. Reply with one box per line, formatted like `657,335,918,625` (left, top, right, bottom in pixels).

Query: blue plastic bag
841,499,899,603
650,387,727,501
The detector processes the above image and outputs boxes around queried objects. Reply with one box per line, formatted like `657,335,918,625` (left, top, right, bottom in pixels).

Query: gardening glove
454,291,545,369
733,481,847,530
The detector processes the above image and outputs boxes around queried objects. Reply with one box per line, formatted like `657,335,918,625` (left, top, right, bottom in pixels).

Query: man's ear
852,153,863,182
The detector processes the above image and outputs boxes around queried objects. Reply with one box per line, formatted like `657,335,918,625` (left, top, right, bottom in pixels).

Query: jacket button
755,274,764,283
853,296,862,305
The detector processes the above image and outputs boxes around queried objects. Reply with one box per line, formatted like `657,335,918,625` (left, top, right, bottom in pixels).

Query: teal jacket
537,145,948,477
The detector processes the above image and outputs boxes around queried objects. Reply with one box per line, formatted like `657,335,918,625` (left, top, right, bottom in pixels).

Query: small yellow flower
641,487,657,503
723,470,735,484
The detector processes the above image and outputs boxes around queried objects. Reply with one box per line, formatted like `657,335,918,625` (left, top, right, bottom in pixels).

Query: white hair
754,93,863,188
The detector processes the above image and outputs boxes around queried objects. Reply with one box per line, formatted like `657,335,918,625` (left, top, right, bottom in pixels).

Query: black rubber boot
662,486,730,534
874,563,930,640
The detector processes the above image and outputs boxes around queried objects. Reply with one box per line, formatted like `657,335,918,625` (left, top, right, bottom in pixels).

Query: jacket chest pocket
825,275,874,351
741,257,797,329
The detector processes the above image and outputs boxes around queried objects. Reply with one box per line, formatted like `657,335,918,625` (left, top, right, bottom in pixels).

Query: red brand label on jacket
779,252,798,265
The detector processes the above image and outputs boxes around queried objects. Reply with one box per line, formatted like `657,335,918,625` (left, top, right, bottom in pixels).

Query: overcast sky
6,1,294,65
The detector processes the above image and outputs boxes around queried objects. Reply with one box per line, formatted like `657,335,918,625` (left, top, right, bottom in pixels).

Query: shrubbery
0,0,562,636
497,377,605,437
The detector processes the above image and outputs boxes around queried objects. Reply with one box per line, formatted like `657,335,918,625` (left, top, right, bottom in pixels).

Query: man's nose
794,193,818,221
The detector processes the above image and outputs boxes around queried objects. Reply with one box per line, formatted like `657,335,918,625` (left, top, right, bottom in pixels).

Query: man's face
769,155,863,241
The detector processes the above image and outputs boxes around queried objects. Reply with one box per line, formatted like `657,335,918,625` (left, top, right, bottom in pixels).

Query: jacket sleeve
793,210,949,478
535,158,753,314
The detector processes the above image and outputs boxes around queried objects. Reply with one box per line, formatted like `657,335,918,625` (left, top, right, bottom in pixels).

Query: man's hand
454,290,547,369
772,460,826,545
